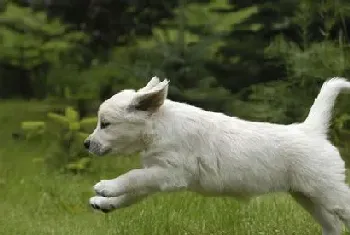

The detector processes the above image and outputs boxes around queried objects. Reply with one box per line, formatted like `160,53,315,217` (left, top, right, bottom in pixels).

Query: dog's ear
138,76,160,93
130,79,169,112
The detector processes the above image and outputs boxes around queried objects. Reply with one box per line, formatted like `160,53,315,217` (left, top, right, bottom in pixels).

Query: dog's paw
93,180,119,197
89,196,115,213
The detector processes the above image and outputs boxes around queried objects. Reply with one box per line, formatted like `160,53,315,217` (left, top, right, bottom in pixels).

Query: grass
0,100,346,235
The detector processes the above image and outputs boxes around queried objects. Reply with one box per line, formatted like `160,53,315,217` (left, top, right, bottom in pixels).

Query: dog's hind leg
295,176,350,233
291,192,341,235
309,182,350,232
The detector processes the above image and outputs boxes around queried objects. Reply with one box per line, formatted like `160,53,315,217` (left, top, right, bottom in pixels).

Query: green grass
0,100,345,235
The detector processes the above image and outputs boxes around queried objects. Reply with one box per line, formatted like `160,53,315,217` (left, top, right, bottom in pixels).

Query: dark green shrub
264,0,350,164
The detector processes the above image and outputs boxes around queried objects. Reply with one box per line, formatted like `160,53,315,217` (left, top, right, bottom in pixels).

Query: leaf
21,121,46,130
69,122,80,131
47,112,69,126
65,106,79,122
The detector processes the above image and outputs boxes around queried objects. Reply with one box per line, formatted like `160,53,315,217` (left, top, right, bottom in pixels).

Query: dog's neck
143,100,228,153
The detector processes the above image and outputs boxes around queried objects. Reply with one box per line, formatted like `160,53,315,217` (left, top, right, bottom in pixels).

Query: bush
21,105,97,174
263,0,350,164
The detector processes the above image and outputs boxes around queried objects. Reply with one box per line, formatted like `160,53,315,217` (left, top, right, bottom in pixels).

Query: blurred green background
1,0,350,234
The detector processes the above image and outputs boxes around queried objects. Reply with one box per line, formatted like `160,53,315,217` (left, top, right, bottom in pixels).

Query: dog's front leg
93,167,189,197
89,191,149,213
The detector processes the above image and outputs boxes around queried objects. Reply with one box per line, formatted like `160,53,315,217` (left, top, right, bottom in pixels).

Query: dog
85,76,350,235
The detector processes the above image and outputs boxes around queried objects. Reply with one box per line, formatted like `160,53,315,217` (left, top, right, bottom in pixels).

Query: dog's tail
302,77,350,137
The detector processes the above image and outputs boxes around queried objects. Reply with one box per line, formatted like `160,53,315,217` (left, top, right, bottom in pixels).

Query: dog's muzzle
84,139,110,156
84,139,91,149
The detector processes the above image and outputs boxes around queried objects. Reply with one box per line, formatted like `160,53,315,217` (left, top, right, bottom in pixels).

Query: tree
0,2,88,98
20,0,191,59
208,0,298,94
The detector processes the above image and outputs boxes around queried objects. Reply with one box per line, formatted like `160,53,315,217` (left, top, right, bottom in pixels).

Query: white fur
86,77,350,235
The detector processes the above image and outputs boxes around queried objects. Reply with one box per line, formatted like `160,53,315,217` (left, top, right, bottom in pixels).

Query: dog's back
153,78,350,198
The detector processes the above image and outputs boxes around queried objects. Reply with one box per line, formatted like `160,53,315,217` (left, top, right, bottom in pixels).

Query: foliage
264,0,350,116
103,0,257,113
0,2,89,98
21,121,46,139
0,3,88,67
21,106,97,173
262,0,350,164
43,1,242,110
210,0,296,93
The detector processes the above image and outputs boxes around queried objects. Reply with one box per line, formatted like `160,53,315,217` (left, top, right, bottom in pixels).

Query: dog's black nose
84,140,90,149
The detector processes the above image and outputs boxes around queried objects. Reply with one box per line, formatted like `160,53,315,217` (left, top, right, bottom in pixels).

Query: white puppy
85,76,350,235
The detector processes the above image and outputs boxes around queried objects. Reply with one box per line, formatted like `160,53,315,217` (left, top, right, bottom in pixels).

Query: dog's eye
100,121,111,129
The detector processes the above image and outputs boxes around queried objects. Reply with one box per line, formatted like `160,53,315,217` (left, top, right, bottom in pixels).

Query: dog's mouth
89,148,111,156
87,139,144,157
88,142,111,156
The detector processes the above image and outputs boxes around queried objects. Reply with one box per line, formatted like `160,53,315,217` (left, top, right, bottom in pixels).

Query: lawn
0,100,343,235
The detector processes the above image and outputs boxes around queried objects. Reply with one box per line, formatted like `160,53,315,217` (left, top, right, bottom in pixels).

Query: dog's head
84,77,169,156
